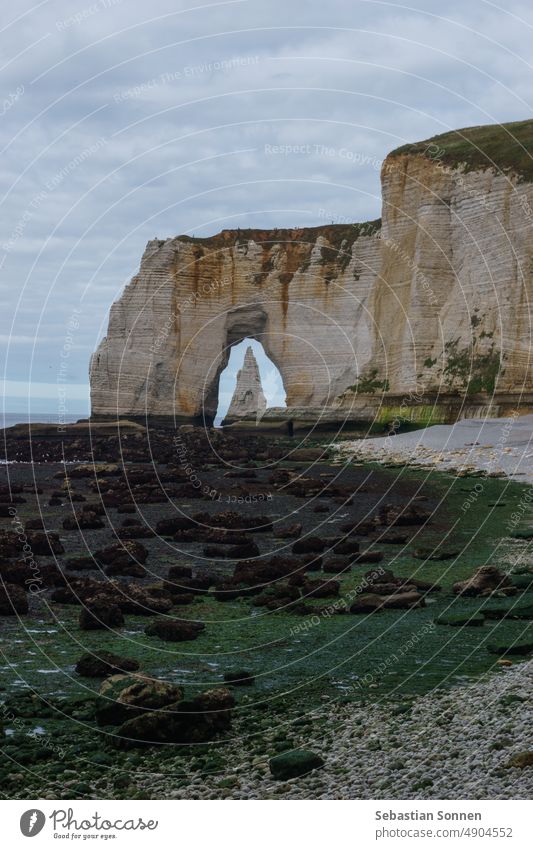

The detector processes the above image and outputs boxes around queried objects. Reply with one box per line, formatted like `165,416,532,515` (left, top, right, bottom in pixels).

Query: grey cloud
1,0,533,410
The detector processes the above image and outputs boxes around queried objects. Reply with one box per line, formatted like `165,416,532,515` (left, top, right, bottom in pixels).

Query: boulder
114,584,174,615
167,564,193,580
23,518,45,530
331,539,360,555
104,562,147,578
203,541,259,559
95,540,148,567
79,601,124,630
269,749,324,780
223,669,255,686
63,511,104,530
377,504,431,527
487,636,533,656
27,532,65,555
113,687,234,745
64,556,96,571
351,550,384,564
75,651,140,678
0,531,25,558
274,523,302,539
96,674,183,726
0,582,28,615
505,751,533,769
155,516,196,536
350,591,423,613
453,566,515,597
68,463,120,478
436,612,485,626
144,618,205,642
117,524,155,539
0,558,44,585
322,557,351,575
292,537,325,554
300,578,340,598
413,546,460,561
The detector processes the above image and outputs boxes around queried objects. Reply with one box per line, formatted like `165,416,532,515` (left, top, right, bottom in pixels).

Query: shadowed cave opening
214,338,287,427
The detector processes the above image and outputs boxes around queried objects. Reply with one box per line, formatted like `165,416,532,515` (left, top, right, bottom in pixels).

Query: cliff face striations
90,120,533,425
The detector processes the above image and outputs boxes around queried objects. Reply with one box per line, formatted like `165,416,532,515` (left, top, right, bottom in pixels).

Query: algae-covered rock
269,749,324,780
436,612,485,627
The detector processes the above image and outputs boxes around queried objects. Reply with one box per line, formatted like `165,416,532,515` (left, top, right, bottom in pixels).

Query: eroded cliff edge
90,119,533,425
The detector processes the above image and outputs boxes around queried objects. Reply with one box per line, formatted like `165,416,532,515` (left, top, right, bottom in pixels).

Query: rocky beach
0,420,531,800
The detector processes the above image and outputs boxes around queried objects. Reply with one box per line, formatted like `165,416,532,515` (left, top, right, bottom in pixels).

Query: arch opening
214,337,287,427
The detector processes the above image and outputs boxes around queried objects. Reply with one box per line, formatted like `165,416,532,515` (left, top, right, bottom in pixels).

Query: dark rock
505,751,533,768
370,529,409,544
68,463,120,478
301,578,340,598
105,562,147,578
352,550,384,564
453,566,515,597
155,516,195,535
487,637,533,656
81,503,106,516
233,555,304,586
292,537,325,554
63,511,104,530
377,504,431,527
144,618,205,642
212,582,259,601
413,546,460,561
223,669,255,686
116,584,173,615
179,575,215,594
269,749,324,780
75,651,140,678
117,524,155,539
96,674,184,725
436,612,485,626
0,531,25,558
274,523,302,539
95,540,148,567
322,557,351,575
331,539,360,555
0,559,63,587
0,582,28,615
64,556,96,571
228,541,260,559
167,564,193,580
350,591,424,613
203,541,259,559
24,518,45,530
113,686,234,745
27,532,65,556
79,602,124,630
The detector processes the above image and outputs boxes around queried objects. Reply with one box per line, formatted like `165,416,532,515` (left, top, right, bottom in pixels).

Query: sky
1,0,533,421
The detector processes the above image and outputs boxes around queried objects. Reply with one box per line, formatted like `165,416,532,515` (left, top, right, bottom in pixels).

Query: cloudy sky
2,0,532,421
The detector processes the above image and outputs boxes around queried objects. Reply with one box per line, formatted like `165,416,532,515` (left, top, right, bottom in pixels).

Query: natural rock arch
90,119,533,426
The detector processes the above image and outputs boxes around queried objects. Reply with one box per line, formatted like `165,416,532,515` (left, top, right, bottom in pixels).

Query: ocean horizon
1,412,88,429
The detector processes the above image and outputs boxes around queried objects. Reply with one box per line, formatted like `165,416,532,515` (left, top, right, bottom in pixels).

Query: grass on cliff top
389,118,533,182
174,220,382,249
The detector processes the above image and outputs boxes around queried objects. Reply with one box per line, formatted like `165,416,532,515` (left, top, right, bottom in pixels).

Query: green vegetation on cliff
175,220,382,249
389,118,533,182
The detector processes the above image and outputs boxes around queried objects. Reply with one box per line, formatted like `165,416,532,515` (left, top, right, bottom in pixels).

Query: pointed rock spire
224,346,267,422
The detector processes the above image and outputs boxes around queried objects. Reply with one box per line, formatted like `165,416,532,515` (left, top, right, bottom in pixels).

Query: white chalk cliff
90,119,533,424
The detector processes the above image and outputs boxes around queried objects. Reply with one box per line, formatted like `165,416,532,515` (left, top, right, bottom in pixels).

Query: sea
1,413,87,429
